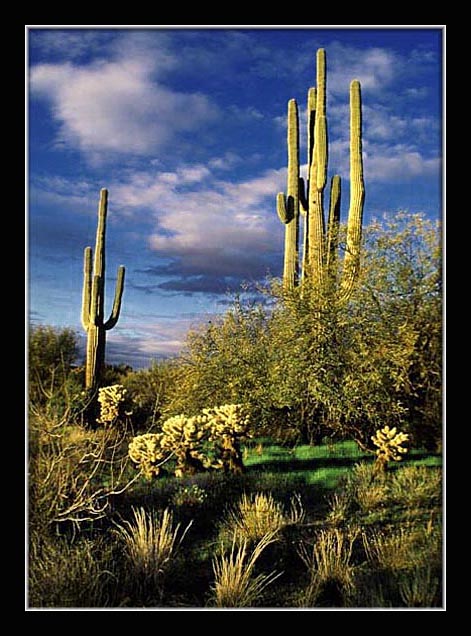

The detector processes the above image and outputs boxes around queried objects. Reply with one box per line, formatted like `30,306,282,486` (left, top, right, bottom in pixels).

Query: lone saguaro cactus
277,48,365,299
82,189,125,390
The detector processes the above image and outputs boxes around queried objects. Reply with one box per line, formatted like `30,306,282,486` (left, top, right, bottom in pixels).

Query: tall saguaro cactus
277,48,365,300
82,189,125,390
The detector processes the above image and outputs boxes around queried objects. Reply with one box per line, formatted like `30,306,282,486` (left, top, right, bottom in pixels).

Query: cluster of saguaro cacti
277,48,365,299
82,189,125,390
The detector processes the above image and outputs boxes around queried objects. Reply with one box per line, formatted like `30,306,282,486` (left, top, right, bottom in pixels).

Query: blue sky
27,26,443,368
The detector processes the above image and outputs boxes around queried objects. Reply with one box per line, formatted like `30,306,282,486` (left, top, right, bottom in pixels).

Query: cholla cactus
204,404,250,474
96,384,129,424
160,414,213,477
371,425,409,472
128,433,165,479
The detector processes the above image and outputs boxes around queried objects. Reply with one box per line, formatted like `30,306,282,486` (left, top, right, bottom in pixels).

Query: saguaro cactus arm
81,246,93,330
277,98,300,289
326,175,341,279
341,80,365,300
104,266,126,330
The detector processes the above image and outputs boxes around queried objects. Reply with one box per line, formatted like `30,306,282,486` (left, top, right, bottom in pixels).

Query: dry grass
28,533,113,607
114,507,192,594
398,565,440,607
348,462,388,512
211,531,282,607
220,491,304,546
298,527,359,606
362,519,441,572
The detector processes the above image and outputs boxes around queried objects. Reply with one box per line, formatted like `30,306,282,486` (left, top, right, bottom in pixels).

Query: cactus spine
82,189,125,389
277,49,365,300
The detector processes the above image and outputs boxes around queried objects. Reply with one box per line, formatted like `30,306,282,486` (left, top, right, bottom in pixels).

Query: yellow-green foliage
371,425,409,466
96,384,129,424
128,433,165,479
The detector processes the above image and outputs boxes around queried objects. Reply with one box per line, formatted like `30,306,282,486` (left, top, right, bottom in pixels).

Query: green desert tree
267,212,441,448
166,297,273,429
29,325,79,405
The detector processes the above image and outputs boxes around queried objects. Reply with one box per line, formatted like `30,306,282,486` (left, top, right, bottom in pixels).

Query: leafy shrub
29,413,132,531
397,565,440,607
389,465,441,508
346,462,388,512
29,325,79,405
171,484,208,508
29,533,113,607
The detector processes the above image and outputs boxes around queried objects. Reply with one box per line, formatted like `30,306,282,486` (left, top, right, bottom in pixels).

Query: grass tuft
220,491,304,546
211,531,282,607
114,506,192,599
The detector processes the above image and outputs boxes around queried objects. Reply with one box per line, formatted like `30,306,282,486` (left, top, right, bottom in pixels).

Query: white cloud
329,138,440,183
325,43,398,96
111,163,286,276
363,146,441,182
29,57,218,160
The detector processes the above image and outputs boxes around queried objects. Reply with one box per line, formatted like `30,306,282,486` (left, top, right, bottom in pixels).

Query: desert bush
220,492,304,546
326,491,351,525
171,484,208,509
389,465,442,508
362,521,441,573
122,360,177,429
29,325,79,404
211,531,282,608
298,527,359,607
29,407,134,532
114,507,192,602
346,462,388,512
28,532,113,607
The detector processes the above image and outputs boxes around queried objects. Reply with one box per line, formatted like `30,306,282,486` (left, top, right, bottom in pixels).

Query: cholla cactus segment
371,425,409,463
203,404,250,474
96,384,129,424
128,433,165,479
160,414,213,476
204,403,250,439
